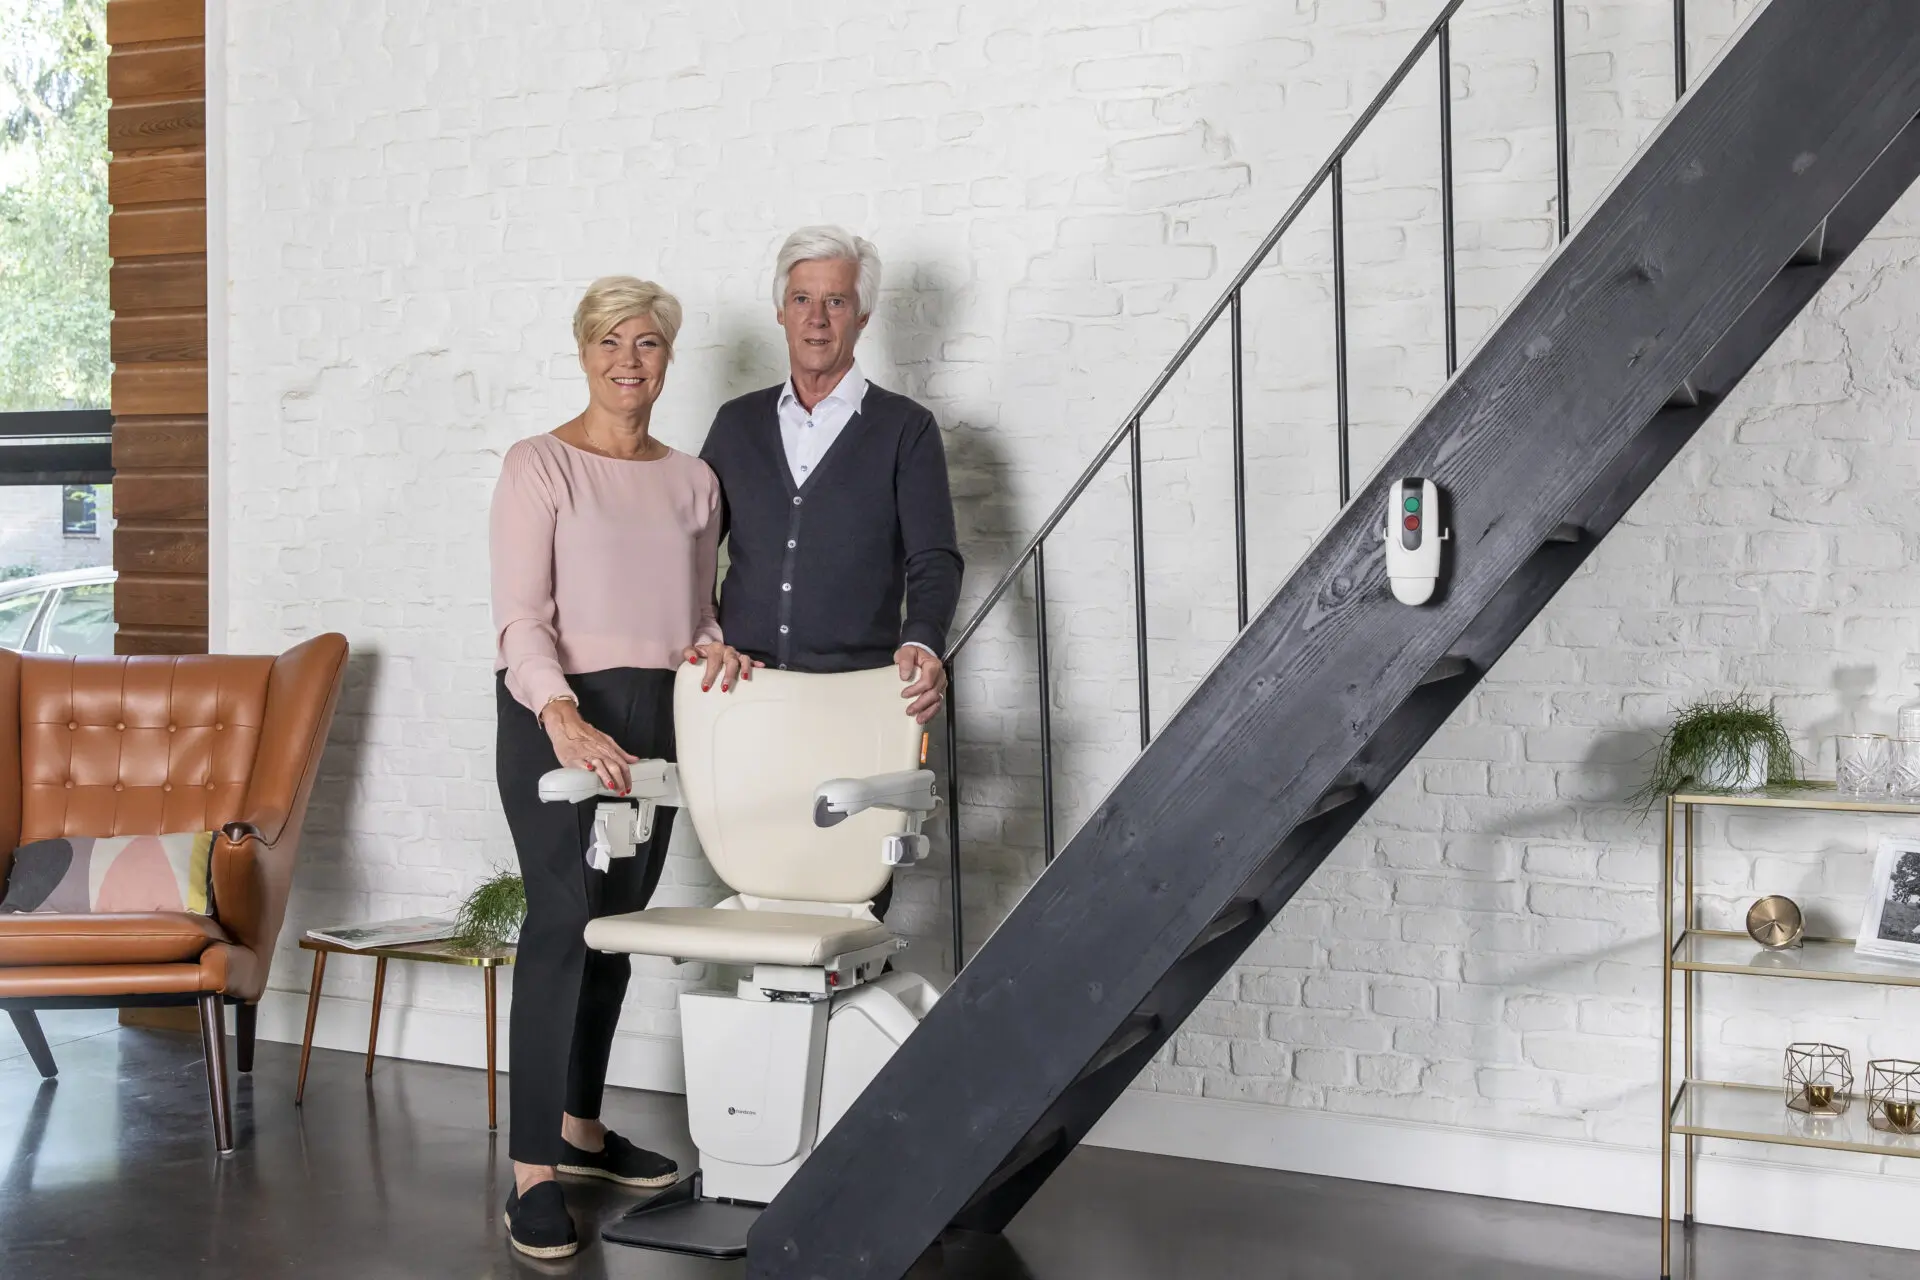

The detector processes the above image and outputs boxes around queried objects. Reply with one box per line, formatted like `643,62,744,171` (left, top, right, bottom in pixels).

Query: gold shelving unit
1661,784,1920,1279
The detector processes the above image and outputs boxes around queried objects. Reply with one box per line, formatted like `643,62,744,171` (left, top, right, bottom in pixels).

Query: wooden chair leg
484,965,498,1131
365,956,387,1078
198,995,234,1154
296,950,327,1106
7,1010,57,1079
235,1002,257,1074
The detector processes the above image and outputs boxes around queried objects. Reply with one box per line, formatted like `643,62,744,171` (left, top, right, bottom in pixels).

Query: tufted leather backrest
18,654,276,840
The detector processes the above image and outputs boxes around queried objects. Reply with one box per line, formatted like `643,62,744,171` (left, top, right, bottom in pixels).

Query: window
0,587,46,650
62,482,97,535
1,0,111,415
0,0,114,590
41,579,113,654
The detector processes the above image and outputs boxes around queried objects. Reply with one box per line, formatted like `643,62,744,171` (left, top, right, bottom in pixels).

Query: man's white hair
772,225,882,319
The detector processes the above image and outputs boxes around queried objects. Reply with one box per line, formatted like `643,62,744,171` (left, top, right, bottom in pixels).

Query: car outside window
42,582,115,655
0,590,47,650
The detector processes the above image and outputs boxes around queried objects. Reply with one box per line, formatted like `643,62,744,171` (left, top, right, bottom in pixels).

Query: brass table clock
1746,895,1805,950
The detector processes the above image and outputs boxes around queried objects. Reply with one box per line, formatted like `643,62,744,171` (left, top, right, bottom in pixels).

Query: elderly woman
491,276,751,1259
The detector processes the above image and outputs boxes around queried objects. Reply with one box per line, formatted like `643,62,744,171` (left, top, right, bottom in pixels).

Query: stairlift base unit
1384,477,1449,605
600,968,939,1257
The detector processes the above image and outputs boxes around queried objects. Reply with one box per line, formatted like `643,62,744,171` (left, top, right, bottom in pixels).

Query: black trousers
496,668,676,1165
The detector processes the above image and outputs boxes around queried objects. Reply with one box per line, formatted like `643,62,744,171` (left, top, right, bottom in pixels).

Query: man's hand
684,643,762,693
895,644,947,724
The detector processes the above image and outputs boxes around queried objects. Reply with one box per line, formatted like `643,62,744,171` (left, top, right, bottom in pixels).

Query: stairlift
536,664,943,1257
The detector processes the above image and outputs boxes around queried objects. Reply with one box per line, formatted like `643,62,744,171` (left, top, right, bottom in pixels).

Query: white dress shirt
777,363,867,487
774,363,936,662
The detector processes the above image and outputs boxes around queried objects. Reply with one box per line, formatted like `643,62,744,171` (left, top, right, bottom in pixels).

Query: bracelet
538,694,577,724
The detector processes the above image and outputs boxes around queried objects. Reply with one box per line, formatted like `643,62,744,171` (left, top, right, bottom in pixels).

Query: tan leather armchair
0,634,348,1152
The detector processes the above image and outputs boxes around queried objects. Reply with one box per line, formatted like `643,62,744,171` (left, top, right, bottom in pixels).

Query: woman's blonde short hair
572,276,684,356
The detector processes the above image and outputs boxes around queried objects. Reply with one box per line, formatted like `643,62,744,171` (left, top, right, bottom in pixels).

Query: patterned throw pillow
0,833,216,916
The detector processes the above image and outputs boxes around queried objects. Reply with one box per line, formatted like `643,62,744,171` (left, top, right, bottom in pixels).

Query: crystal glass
1836,734,1892,797
1894,739,1920,801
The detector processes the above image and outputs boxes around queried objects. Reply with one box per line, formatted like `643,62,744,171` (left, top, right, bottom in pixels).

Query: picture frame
1856,835,1920,964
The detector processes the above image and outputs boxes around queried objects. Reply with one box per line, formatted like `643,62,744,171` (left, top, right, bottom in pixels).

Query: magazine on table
306,916,461,951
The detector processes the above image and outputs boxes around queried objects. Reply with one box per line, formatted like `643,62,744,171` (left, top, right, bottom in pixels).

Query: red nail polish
702,683,711,692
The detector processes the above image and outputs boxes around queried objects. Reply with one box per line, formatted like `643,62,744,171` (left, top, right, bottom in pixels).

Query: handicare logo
728,1106,757,1116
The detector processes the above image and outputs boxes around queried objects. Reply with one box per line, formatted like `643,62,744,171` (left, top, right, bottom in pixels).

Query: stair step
1071,1012,1161,1085
1179,899,1261,962
1791,218,1828,266
1417,655,1474,687
1305,784,1364,821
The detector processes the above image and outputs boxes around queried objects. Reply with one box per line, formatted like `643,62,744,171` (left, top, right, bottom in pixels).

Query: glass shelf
1672,1080,1920,1158
1673,930,1920,988
1670,782,1920,815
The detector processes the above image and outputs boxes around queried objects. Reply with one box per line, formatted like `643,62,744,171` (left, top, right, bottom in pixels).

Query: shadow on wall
288,645,383,948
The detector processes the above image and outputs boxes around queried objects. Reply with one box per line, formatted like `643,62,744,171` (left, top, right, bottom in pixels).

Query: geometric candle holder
1784,1043,1853,1115
1867,1059,1920,1134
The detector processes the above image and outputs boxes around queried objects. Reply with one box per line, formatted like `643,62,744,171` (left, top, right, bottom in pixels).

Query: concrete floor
0,1010,1912,1279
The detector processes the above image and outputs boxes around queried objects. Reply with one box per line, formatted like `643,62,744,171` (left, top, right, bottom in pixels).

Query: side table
295,935,516,1129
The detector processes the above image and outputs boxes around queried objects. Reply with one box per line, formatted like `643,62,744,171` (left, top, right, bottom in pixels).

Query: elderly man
700,226,961,916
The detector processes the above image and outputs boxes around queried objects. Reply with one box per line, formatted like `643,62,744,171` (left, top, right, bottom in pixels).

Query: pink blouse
491,432,723,712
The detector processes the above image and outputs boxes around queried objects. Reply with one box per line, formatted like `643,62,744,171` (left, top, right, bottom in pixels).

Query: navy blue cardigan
700,383,963,673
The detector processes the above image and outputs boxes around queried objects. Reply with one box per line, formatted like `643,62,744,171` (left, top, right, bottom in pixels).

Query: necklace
582,418,659,461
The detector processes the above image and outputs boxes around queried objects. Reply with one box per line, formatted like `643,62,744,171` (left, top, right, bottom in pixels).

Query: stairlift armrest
812,769,939,828
538,761,682,805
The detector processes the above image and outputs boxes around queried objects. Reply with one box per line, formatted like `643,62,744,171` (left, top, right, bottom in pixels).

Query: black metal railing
938,0,1693,969
0,411,115,484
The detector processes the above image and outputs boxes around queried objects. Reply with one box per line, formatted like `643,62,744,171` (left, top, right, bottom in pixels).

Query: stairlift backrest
673,664,922,905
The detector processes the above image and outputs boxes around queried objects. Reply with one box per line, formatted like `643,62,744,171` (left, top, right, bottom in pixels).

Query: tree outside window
1,0,109,413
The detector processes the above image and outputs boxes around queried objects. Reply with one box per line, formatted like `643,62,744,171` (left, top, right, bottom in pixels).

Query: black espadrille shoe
555,1131,678,1188
504,1180,578,1259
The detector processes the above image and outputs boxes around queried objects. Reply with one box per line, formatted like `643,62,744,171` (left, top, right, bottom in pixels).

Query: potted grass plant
1632,694,1810,811
454,869,526,949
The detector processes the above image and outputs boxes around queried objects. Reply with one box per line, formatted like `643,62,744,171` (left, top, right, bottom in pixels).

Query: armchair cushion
585,906,894,967
0,910,229,967
1,832,215,915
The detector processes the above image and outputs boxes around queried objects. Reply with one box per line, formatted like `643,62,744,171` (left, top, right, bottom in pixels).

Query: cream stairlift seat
539,664,942,1258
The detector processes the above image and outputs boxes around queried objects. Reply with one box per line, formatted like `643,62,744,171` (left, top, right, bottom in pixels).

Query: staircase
752,2,1920,1277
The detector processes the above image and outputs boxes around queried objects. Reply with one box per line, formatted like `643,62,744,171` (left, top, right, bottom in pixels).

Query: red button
1404,515,1420,531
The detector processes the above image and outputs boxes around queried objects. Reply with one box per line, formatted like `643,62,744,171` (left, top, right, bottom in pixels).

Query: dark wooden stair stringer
748,5,1920,1277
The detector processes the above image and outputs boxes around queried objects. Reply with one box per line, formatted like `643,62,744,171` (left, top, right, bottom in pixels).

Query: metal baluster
1034,544,1056,864
1673,0,1688,98
1439,22,1459,376
945,662,964,969
1130,419,1150,749
1332,158,1351,506
1230,290,1248,629
1553,0,1571,241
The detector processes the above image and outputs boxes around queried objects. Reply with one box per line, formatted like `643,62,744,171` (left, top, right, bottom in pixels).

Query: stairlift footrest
599,1172,757,1259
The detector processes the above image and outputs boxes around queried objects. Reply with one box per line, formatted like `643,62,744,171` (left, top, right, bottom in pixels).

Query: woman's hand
539,700,640,794
683,643,762,693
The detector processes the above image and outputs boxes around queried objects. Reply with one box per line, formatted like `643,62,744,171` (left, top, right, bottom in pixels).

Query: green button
1403,495,1420,513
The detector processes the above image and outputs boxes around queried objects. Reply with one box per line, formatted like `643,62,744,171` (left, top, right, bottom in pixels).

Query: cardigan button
779,625,789,634
781,583,791,592
792,496,802,506
787,539,796,549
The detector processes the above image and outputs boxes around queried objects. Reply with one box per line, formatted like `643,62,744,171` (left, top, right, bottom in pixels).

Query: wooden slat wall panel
111,313,207,363
113,475,208,521
109,416,206,470
108,203,206,257
110,255,206,312
105,0,203,43
109,100,204,152
108,150,205,205
106,44,204,100
110,0,208,656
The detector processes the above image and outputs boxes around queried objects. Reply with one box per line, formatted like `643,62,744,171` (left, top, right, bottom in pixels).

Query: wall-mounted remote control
1383,478,1448,605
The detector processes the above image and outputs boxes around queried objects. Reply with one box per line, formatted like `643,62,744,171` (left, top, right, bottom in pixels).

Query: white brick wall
223,0,1920,1211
